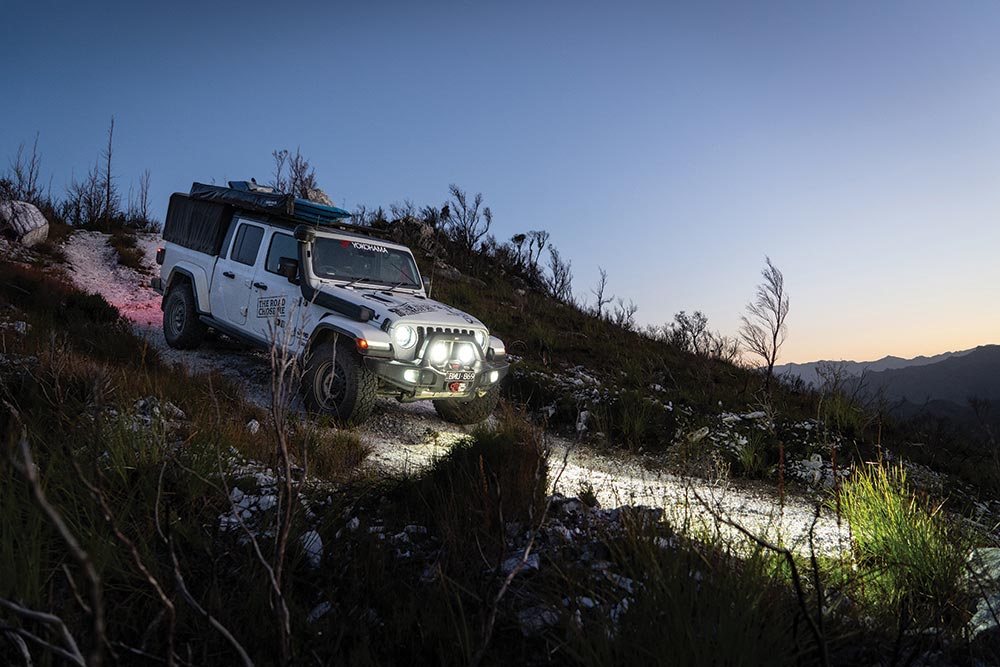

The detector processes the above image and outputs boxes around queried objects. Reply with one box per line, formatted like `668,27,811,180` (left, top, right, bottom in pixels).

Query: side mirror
279,257,300,284
423,276,432,292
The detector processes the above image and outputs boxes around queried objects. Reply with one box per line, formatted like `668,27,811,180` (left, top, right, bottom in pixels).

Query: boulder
305,187,335,207
967,548,1000,646
0,200,48,247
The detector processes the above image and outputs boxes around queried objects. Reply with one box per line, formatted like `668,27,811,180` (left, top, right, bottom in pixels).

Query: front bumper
365,332,509,401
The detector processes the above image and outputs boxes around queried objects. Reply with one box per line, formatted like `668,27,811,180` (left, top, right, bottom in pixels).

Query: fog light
403,369,420,383
489,370,499,383
430,343,448,363
456,343,475,365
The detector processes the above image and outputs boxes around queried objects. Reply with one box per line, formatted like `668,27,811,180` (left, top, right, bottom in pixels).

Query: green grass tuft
839,461,971,617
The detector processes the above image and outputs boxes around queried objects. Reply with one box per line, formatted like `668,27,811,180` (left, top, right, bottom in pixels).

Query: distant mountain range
855,345,1000,403
774,348,976,389
776,344,1000,431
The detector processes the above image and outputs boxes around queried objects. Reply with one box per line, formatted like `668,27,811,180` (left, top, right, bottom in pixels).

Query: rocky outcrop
305,187,335,207
0,200,49,247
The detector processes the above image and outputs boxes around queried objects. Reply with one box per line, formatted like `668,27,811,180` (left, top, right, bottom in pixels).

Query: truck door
247,229,301,347
210,220,265,333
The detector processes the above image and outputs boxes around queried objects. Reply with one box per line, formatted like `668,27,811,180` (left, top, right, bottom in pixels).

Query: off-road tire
163,284,205,349
433,385,501,425
302,340,377,424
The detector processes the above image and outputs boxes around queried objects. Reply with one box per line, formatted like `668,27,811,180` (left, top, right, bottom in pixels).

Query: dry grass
293,425,372,480
108,230,146,272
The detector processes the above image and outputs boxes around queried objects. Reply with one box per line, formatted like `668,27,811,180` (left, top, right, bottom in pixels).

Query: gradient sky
3,0,998,363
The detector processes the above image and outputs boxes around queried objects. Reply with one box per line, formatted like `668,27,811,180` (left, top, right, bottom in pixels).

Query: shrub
109,230,145,271
294,425,372,480
396,410,548,577
567,528,804,666
593,390,676,453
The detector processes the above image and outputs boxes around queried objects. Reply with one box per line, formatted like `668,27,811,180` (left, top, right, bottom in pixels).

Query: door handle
222,271,235,279
253,282,268,291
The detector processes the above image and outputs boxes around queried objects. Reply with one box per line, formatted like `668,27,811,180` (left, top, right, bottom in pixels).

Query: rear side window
230,224,264,266
265,233,298,274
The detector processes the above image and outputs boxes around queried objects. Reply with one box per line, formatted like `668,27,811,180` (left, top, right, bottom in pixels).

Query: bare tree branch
739,257,789,392
591,267,612,319
0,599,85,666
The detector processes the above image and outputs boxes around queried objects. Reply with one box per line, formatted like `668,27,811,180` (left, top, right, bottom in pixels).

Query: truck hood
319,284,486,330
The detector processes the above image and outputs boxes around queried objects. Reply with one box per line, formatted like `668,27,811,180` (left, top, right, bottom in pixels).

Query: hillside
1,217,999,665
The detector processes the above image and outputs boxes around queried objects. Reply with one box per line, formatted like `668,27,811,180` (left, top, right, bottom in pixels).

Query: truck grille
417,326,476,351
417,326,474,338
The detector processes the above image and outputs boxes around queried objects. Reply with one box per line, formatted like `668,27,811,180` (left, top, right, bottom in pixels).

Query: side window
265,233,298,274
230,224,264,266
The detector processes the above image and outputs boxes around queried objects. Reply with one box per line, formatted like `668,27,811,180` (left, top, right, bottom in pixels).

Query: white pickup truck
151,182,508,425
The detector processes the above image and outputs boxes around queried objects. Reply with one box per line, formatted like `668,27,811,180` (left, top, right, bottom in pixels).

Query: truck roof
163,183,394,256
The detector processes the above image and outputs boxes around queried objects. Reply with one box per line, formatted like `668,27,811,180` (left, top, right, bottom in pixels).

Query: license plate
445,371,476,382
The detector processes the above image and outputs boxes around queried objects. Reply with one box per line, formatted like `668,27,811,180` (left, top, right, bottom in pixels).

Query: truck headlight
474,330,488,351
393,324,417,349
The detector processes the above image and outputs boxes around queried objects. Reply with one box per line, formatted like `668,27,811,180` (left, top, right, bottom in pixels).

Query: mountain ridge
775,347,979,387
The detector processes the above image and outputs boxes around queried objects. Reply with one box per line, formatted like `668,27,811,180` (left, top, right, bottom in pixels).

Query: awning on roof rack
188,183,351,223
291,197,352,223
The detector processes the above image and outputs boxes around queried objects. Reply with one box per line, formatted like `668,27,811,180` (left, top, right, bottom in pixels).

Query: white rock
257,494,277,512
246,419,261,434
517,605,559,636
0,200,48,247
307,601,332,623
502,552,540,576
300,530,323,568
606,573,636,594
967,548,1000,641
609,597,631,625
305,187,334,206
688,427,710,443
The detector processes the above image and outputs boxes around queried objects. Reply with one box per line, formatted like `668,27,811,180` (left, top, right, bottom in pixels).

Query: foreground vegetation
1,141,998,663
1,242,998,665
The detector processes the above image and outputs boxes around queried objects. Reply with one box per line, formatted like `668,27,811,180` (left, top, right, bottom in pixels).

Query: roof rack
187,182,391,238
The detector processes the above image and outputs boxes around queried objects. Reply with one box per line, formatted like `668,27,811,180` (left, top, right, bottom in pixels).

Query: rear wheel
163,283,205,349
302,340,377,424
433,385,501,425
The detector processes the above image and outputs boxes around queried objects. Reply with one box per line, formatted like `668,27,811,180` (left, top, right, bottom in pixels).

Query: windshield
312,237,421,289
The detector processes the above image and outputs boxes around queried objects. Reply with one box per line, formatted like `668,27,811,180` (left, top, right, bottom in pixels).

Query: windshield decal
351,241,388,254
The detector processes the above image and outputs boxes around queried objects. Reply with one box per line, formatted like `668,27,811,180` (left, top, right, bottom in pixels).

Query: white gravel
61,230,851,555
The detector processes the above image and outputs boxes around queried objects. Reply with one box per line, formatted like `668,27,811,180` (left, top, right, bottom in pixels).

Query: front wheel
163,284,205,349
302,340,377,424
433,385,501,425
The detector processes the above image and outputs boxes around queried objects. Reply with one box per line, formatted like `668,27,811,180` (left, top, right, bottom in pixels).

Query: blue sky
3,0,999,362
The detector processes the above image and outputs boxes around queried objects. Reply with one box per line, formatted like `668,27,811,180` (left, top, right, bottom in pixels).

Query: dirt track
62,231,851,555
